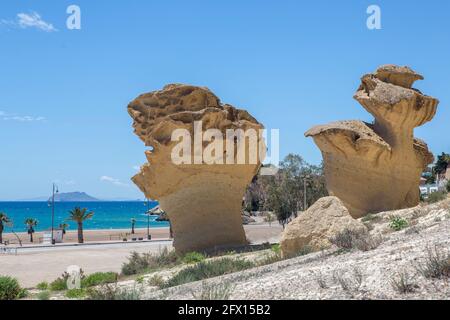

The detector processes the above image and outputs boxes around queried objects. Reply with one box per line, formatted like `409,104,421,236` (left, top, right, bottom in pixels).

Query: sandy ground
0,223,282,288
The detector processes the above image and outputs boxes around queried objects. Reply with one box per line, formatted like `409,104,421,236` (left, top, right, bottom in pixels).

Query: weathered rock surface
280,197,367,257
128,84,264,253
306,65,439,218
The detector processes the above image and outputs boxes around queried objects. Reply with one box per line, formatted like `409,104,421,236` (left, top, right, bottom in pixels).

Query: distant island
49,192,99,202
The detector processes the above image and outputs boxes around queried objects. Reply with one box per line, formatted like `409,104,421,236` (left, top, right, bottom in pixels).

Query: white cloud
17,12,57,32
0,111,46,122
1,12,57,32
100,176,129,187
133,165,141,171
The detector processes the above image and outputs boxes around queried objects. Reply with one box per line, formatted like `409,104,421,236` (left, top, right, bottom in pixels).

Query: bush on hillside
416,246,450,279
330,228,382,251
182,252,206,264
163,258,254,288
121,247,180,275
65,288,86,299
81,272,118,288
0,276,25,300
36,282,49,290
427,191,448,204
389,216,409,231
86,284,142,300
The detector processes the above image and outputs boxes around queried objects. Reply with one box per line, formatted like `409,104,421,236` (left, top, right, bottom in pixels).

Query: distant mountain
48,192,99,202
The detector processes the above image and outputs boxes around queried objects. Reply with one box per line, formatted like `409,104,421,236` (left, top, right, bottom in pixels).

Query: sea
0,201,169,233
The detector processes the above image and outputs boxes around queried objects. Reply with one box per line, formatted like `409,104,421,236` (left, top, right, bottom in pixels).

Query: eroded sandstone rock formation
280,196,367,257
128,84,264,253
306,65,438,218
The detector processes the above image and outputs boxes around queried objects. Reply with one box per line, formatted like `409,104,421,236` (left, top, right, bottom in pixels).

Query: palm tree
67,207,94,244
24,218,38,243
131,218,136,234
0,212,12,244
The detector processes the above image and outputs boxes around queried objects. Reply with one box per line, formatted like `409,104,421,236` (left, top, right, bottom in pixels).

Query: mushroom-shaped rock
306,65,438,218
128,84,265,253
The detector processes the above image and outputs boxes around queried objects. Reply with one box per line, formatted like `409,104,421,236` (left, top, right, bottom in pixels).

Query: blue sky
0,0,449,200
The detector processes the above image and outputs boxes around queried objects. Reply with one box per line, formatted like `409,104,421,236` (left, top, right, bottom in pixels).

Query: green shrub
86,284,142,300
330,229,382,251
81,272,118,288
182,252,206,264
121,248,180,275
135,276,145,284
148,275,165,287
65,288,86,299
389,216,408,231
447,181,450,193
0,276,24,300
258,252,282,265
121,251,149,275
36,290,51,300
390,271,418,294
427,191,447,204
163,258,254,288
330,229,355,249
36,281,49,290
416,246,450,279
271,244,281,254
49,277,67,291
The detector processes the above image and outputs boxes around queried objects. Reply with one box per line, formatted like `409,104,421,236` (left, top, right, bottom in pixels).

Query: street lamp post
51,183,58,245
146,199,151,240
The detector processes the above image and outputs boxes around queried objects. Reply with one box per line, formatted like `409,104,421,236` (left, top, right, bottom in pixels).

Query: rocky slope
145,198,450,300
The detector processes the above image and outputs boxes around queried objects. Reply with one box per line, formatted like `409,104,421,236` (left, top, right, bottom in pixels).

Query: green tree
266,174,292,228
447,180,450,193
434,153,450,175
263,154,328,228
67,207,94,243
0,212,12,244
24,218,38,243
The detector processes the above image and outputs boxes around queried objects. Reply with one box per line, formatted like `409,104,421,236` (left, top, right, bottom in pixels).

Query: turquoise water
0,201,169,233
